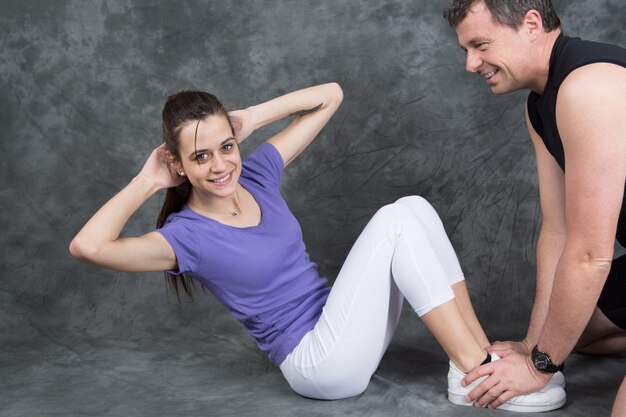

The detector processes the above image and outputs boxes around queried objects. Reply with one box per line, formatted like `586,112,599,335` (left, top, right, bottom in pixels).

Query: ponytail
158,90,232,301
156,181,196,301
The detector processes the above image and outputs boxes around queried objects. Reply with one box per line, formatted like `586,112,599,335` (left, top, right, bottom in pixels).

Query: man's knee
611,375,626,417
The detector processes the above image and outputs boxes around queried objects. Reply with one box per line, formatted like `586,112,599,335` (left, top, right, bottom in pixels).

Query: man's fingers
497,348,515,358
463,362,494,386
487,345,506,354
474,386,502,408
488,390,516,409
466,375,498,403
486,347,514,357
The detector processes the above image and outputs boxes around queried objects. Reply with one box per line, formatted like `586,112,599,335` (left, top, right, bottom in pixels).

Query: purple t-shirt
157,142,330,365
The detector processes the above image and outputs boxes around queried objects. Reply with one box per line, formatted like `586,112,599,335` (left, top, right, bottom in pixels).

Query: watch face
534,354,550,370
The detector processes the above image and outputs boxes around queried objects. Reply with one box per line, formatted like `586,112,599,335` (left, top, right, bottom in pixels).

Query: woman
70,83,564,411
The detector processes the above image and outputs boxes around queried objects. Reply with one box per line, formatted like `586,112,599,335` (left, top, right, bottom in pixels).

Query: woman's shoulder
163,205,198,223
158,206,211,237
241,142,284,187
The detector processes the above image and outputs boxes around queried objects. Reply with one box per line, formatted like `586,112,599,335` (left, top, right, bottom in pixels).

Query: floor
2,300,623,417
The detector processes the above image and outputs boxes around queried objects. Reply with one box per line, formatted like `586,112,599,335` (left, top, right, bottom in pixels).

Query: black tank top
527,34,626,245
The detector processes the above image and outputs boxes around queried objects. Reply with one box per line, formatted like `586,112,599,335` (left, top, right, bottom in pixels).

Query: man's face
455,1,530,95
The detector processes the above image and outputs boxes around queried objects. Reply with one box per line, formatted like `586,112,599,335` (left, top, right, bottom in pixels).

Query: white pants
280,196,465,400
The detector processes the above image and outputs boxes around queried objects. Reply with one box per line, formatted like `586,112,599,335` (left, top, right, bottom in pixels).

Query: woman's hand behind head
137,144,187,190
229,108,255,143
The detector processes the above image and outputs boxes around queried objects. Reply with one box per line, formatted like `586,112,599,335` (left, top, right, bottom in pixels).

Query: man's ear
522,9,544,41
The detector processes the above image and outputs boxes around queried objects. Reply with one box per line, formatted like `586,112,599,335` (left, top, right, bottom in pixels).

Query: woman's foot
447,354,566,412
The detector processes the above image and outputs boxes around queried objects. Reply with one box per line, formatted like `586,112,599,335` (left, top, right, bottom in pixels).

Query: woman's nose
211,153,227,171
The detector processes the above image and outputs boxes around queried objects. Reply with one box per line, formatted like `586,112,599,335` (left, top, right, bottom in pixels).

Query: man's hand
463,350,552,409
489,338,532,356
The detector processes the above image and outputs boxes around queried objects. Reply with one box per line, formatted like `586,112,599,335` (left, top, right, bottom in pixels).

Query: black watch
531,345,564,373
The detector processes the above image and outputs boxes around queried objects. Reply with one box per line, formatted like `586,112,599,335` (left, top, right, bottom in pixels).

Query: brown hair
443,0,560,31
157,91,234,300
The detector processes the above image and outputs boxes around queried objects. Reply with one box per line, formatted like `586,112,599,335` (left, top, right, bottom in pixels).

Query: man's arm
536,62,626,363
489,105,567,355
523,105,568,351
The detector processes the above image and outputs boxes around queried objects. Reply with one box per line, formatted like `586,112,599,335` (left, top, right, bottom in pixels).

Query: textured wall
1,0,625,404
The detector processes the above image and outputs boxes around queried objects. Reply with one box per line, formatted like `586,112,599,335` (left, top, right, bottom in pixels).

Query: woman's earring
178,171,185,176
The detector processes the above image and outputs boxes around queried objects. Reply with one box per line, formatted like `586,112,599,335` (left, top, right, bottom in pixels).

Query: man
443,0,626,415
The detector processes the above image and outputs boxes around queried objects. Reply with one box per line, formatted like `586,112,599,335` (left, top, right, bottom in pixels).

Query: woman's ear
165,150,184,175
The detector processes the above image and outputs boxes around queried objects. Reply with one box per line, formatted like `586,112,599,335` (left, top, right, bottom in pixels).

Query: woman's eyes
194,144,233,162
195,152,209,162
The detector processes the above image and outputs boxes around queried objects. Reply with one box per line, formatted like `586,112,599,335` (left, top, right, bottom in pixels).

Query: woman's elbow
69,235,99,263
327,82,344,104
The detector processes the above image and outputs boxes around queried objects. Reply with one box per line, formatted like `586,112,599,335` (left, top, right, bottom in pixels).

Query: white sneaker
551,371,566,388
447,354,566,412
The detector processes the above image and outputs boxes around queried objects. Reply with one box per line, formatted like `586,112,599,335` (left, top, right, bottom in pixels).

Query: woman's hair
157,91,234,300
443,0,560,32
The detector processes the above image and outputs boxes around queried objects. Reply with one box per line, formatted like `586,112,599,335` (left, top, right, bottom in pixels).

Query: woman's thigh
280,198,457,399
280,205,405,399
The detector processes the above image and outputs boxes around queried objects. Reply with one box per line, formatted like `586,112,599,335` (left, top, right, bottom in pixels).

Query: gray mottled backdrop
1,1,624,416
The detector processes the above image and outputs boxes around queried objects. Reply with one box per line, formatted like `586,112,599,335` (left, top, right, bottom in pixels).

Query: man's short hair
443,0,561,31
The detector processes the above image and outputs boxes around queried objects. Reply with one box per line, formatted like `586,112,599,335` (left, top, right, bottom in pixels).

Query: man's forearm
537,244,612,363
525,228,567,347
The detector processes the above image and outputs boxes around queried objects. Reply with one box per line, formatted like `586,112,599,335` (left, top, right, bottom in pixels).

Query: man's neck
529,29,562,95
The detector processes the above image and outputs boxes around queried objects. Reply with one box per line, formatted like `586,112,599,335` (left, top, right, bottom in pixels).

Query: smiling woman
68,82,564,410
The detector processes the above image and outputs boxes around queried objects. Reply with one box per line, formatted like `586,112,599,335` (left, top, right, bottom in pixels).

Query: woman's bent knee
395,195,443,223
373,199,420,225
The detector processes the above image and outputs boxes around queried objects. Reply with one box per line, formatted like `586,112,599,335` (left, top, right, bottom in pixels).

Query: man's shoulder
560,62,626,98
556,62,626,142
557,35,626,70
553,35,626,103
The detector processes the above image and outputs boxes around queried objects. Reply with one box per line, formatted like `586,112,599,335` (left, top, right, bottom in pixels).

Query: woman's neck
188,185,243,217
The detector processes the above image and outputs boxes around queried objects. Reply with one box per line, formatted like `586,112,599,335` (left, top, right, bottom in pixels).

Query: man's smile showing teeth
211,172,232,184
484,69,499,79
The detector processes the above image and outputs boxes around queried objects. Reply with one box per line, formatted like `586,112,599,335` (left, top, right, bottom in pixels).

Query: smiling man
443,0,626,415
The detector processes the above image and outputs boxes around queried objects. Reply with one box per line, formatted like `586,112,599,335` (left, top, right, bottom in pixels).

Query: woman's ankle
452,350,489,374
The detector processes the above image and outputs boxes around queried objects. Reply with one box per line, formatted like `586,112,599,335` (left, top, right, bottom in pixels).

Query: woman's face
175,114,241,201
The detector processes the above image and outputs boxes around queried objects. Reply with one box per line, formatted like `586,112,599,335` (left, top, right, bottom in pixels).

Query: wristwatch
531,345,564,373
